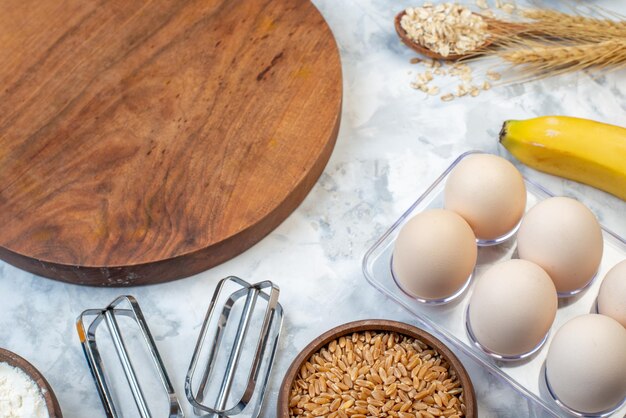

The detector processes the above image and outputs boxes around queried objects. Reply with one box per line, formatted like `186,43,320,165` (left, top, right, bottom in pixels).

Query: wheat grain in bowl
287,331,467,418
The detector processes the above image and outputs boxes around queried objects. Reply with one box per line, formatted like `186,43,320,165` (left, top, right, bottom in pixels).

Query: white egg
468,259,557,357
392,209,477,302
546,314,626,414
444,154,526,241
517,197,603,294
598,259,626,328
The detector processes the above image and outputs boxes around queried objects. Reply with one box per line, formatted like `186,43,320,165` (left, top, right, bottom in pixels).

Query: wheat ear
499,39,626,76
521,9,626,42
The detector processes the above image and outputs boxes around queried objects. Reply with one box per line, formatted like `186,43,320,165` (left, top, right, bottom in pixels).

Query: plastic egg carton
363,151,626,418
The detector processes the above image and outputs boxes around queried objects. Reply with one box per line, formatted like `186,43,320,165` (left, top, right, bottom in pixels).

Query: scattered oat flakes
502,3,515,14
450,63,470,73
482,9,496,18
416,72,429,84
487,70,501,80
456,84,470,97
410,57,422,64
495,0,503,8
428,86,440,95
407,47,496,100
476,0,489,10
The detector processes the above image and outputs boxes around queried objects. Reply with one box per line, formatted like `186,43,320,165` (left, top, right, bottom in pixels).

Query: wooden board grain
0,0,342,286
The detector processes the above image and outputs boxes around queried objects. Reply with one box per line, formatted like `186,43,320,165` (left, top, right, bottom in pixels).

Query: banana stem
499,121,511,143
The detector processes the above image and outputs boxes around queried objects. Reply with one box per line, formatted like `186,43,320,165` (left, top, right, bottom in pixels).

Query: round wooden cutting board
0,0,342,286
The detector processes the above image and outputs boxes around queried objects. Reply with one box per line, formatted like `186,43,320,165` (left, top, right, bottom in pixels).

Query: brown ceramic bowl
277,319,477,417
0,347,63,418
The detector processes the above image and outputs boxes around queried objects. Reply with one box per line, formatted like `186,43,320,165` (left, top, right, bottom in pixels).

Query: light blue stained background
0,0,625,417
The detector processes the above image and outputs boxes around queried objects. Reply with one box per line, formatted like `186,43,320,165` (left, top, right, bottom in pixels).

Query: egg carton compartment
363,151,626,418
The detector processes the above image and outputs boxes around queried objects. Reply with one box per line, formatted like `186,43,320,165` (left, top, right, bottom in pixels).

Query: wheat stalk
465,6,626,82
521,9,626,42
497,39,626,79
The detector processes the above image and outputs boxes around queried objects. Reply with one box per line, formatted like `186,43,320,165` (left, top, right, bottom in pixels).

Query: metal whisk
77,295,184,418
185,276,283,418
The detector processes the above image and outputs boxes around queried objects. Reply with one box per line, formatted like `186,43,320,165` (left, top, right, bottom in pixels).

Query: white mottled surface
1,1,625,417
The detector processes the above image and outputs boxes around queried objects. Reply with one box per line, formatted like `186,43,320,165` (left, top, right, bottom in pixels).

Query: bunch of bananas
499,116,626,201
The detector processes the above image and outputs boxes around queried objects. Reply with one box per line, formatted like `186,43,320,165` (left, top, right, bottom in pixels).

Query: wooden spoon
395,10,526,61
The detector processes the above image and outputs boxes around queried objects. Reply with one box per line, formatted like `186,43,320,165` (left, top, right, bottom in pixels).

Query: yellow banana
499,116,626,201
